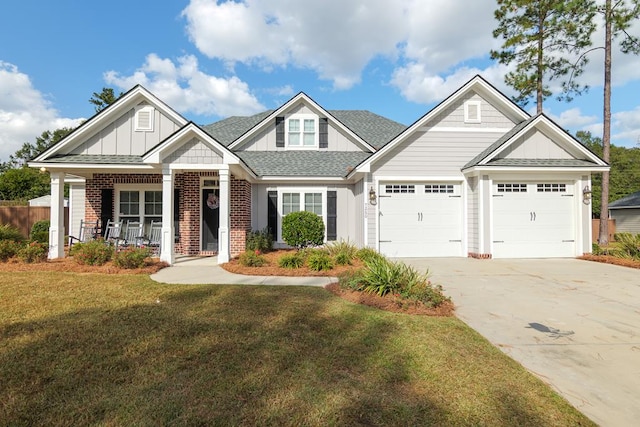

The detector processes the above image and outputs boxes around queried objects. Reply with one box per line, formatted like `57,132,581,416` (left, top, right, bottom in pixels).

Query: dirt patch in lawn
222,249,364,277
0,256,168,274
579,254,640,269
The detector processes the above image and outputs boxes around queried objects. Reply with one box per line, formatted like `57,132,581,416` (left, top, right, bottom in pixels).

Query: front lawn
0,272,594,426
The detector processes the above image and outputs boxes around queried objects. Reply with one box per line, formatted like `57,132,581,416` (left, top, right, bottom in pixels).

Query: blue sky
1,0,639,162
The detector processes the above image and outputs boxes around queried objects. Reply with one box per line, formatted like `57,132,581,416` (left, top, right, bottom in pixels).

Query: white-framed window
537,183,567,193
497,183,527,193
385,184,415,194
134,105,155,132
277,188,326,241
464,100,481,124
286,114,318,148
425,184,454,194
116,186,162,228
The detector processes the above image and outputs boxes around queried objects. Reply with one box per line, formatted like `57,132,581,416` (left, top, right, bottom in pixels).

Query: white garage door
492,182,575,258
379,183,463,257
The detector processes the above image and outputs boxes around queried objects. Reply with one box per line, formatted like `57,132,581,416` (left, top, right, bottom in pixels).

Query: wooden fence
0,207,69,238
592,219,616,243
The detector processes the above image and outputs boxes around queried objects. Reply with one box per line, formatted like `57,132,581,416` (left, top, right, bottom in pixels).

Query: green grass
0,272,594,426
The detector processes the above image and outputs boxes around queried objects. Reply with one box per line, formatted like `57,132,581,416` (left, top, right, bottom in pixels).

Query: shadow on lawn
0,284,586,426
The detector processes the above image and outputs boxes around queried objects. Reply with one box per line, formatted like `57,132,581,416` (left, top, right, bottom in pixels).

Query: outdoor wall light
583,185,592,205
39,167,47,173
369,186,377,205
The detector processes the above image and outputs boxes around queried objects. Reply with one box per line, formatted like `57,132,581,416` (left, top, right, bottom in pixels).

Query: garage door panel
379,183,463,258
492,182,575,258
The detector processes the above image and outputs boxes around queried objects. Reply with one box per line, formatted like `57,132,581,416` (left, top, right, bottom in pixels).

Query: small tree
281,211,325,249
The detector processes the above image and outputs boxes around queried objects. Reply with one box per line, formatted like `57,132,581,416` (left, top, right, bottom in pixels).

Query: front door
202,188,220,252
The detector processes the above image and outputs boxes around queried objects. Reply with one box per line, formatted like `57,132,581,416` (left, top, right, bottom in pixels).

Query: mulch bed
222,249,364,277
0,257,168,274
578,254,640,269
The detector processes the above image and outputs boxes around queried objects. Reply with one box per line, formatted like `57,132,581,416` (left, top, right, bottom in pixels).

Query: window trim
134,105,155,132
276,187,327,242
114,185,163,228
285,114,318,149
464,100,481,124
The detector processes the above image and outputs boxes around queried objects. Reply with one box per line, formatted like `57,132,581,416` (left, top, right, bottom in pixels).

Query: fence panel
592,219,616,243
0,207,69,238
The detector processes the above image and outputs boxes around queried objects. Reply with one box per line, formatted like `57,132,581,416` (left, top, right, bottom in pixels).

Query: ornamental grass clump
113,246,151,269
71,239,113,266
246,227,273,252
339,253,450,308
277,253,305,269
0,224,25,242
307,251,334,271
238,250,266,267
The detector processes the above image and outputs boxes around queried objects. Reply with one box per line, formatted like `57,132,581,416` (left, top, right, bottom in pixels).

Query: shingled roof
236,151,371,177
202,110,406,149
609,191,640,209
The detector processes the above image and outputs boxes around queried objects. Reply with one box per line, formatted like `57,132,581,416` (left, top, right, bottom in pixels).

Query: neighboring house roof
202,109,406,150
236,151,371,177
609,191,640,209
28,195,68,207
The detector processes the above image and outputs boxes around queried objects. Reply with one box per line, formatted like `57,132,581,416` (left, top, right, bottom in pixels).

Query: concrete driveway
402,257,640,427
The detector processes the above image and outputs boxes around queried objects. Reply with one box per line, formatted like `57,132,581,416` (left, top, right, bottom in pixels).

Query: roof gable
225,92,376,152
353,75,531,175
462,114,609,170
34,85,188,162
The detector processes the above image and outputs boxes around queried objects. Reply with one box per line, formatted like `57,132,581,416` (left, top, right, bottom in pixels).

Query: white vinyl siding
430,92,516,128
501,129,574,159
70,105,181,155
610,209,640,235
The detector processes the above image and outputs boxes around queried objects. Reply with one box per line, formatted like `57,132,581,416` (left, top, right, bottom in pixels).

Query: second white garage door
379,183,463,257
492,182,576,258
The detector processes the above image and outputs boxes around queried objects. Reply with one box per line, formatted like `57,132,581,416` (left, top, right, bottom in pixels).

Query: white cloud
390,63,512,104
547,108,599,129
612,107,640,146
104,54,265,117
0,62,83,162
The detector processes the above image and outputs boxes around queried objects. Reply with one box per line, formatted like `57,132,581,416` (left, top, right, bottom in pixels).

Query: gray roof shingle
202,110,406,149
45,154,144,164
236,151,371,177
485,158,601,167
609,191,640,209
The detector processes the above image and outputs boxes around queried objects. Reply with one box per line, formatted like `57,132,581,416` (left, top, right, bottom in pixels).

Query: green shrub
246,227,273,252
30,220,50,244
17,241,48,263
613,232,640,259
113,246,151,269
355,247,385,264
307,251,334,271
338,268,366,290
591,242,604,255
0,224,25,242
72,239,113,266
281,211,324,249
359,256,404,296
238,250,266,267
401,279,450,308
278,253,305,269
0,240,22,262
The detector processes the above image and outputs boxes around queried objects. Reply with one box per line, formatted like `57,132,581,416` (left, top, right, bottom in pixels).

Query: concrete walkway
403,257,640,427
150,256,336,287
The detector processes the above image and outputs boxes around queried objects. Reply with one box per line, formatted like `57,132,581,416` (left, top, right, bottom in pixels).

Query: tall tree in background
89,87,122,113
491,0,596,113
596,0,640,245
0,128,74,172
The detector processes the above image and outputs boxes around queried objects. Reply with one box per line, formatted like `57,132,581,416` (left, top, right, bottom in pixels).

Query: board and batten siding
239,104,364,152
251,183,357,243
372,131,506,176
163,138,223,165
502,129,573,159
71,105,181,156
466,176,478,253
353,179,365,247
68,183,86,240
363,174,377,249
610,209,640,234
430,91,516,129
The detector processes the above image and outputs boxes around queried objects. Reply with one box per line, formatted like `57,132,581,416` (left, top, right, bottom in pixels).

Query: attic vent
464,101,481,124
135,106,154,132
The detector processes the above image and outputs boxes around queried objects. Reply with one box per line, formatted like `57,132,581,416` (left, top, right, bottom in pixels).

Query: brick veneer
85,172,251,258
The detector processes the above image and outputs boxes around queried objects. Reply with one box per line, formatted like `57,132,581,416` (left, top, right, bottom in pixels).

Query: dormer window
286,114,318,148
135,106,155,132
464,100,481,124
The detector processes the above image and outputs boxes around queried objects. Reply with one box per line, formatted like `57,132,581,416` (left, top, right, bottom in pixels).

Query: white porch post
48,171,65,259
218,168,230,263
160,167,175,264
